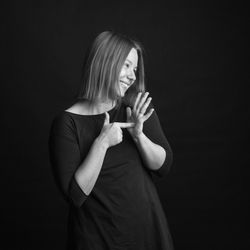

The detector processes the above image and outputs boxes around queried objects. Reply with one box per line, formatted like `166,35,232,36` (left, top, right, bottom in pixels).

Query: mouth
120,81,131,88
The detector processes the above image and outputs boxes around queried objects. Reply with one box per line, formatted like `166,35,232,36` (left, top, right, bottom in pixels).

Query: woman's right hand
98,112,135,148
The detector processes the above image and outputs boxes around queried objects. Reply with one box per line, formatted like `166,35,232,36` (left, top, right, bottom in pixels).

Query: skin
119,48,138,97
74,48,166,196
126,91,154,139
117,48,155,138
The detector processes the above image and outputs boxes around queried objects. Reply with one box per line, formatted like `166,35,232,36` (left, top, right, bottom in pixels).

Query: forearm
133,132,166,171
74,136,108,195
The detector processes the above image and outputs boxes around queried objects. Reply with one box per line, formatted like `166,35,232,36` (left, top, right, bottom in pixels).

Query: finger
119,129,123,137
137,92,149,113
140,97,152,115
116,127,123,141
103,112,110,126
133,92,142,111
143,108,154,121
118,133,123,143
126,107,132,120
116,122,135,128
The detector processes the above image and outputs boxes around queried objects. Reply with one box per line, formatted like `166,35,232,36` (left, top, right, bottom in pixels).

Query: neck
84,99,117,114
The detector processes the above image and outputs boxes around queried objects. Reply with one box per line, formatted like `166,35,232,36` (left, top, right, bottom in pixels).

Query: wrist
95,135,109,151
132,132,145,143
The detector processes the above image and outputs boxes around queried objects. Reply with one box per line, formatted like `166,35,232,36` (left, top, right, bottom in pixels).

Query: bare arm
74,112,134,195
133,132,166,171
127,92,172,173
74,137,108,195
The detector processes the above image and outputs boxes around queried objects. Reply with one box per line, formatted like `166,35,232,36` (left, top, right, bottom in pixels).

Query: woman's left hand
126,92,154,139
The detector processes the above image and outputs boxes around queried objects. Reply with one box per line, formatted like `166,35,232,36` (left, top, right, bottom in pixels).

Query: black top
48,102,174,250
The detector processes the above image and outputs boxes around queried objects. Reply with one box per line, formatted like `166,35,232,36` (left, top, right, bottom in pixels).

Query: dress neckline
64,105,117,117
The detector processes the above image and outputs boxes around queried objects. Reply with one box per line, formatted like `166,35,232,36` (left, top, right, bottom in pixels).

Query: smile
120,81,130,88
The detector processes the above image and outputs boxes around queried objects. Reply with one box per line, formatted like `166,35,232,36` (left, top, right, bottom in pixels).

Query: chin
118,89,126,97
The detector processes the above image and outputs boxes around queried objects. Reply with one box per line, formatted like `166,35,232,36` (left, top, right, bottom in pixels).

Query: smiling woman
48,31,174,250
77,31,145,109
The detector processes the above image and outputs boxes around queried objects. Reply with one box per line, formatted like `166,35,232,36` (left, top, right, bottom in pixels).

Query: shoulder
65,100,90,115
65,104,83,115
50,111,77,140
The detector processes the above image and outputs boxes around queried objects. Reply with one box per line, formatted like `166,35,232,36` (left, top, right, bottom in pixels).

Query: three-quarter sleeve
48,114,88,207
143,104,173,178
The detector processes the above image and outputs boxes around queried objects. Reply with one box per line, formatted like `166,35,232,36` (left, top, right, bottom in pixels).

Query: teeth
121,81,129,87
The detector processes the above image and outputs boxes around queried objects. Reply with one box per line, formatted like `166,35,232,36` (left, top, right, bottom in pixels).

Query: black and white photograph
1,1,248,250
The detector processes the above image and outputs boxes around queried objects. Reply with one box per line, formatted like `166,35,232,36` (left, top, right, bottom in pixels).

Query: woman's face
119,48,138,97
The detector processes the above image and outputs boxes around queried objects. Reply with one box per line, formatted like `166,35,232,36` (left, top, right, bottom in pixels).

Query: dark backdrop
1,1,249,250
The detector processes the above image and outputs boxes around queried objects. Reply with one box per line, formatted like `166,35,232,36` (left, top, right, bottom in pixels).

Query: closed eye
124,61,137,73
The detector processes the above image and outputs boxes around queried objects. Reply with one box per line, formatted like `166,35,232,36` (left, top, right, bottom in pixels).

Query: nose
127,68,136,82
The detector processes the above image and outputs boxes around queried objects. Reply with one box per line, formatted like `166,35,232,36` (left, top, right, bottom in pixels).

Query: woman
49,31,174,250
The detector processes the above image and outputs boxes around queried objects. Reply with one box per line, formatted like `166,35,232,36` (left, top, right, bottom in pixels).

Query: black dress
49,102,174,250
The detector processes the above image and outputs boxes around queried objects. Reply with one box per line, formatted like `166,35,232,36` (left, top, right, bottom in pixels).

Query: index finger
116,122,135,128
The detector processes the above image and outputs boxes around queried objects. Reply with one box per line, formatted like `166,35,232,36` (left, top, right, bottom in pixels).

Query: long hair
77,31,146,107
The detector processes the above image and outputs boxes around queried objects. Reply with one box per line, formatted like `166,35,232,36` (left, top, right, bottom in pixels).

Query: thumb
103,112,110,126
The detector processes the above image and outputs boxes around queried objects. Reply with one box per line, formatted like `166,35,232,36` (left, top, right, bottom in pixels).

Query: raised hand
99,112,135,148
126,92,154,139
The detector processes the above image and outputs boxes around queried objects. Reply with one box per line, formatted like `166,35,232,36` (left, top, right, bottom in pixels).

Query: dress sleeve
48,113,88,207
143,104,173,178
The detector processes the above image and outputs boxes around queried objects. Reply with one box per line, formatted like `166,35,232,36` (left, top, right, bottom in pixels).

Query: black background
1,1,249,250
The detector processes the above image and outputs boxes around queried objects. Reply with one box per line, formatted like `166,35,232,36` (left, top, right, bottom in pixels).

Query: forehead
125,48,138,65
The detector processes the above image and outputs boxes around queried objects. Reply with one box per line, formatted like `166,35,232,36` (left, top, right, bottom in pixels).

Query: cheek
119,68,126,79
